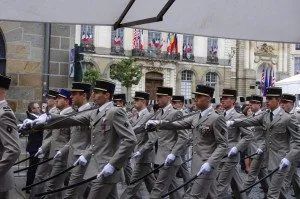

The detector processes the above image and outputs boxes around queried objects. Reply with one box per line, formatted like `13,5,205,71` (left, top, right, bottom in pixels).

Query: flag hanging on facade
133,29,144,50
261,64,265,96
264,66,269,96
272,65,276,86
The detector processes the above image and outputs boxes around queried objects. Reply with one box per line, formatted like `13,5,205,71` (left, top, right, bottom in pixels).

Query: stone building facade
0,21,75,117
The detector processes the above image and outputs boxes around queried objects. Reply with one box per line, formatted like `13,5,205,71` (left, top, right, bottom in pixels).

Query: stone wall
0,21,75,118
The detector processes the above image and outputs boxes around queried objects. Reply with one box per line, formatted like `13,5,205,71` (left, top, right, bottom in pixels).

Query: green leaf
82,67,101,85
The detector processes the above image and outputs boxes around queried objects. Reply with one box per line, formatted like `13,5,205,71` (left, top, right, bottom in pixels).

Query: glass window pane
81,25,94,45
295,57,300,74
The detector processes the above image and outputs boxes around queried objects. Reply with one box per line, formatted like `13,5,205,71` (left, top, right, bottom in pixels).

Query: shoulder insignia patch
7,126,12,133
3,106,12,112
124,122,129,128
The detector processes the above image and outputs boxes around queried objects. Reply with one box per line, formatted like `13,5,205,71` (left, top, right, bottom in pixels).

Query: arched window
0,30,5,75
206,72,220,100
181,70,193,99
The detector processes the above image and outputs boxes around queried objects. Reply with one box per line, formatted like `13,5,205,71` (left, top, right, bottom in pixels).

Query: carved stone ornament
146,66,164,72
254,43,277,64
256,43,275,55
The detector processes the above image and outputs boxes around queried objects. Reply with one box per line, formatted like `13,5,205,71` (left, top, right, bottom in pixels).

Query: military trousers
29,157,52,199
267,166,290,199
87,180,118,199
64,163,88,199
244,154,269,195
177,154,190,192
43,157,68,199
120,163,155,199
123,160,133,185
283,162,300,199
183,169,218,199
0,190,16,199
150,164,181,199
216,161,247,199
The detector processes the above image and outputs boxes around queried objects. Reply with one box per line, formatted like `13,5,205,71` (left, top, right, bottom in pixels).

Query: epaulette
3,106,12,112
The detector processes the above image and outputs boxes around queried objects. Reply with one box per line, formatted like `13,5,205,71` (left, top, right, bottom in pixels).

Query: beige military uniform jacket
140,104,189,166
249,110,266,154
224,108,253,162
160,106,228,175
233,107,300,170
41,106,73,158
46,101,137,183
130,108,155,163
0,100,21,192
60,103,91,166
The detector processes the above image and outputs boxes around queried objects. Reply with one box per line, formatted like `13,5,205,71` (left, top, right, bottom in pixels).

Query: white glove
226,121,234,127
165,153,176,165
197,162,212,176
19,119,34,130
145,120,160,129
34,148,45,159
133,151,141,159
33,113,51,126
53,151,62,159
97,163,115,178
73,155,87,166
228,146,238,157
279,158,290,170
256,148,263,155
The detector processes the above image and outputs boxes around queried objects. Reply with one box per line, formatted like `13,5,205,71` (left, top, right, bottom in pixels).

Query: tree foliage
110,58,143,88
82,67,100,85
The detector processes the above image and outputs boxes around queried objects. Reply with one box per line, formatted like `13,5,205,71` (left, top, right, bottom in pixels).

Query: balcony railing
132,49,180,61
111,46,125,56
79,43,95,53
206,55,219,64
182,52,195,62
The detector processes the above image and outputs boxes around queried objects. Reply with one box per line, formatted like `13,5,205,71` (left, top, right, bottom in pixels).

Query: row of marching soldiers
1,72,300,199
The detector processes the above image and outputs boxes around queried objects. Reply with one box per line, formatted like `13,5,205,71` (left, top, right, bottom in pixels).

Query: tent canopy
0,0,300,42
275,74,300,86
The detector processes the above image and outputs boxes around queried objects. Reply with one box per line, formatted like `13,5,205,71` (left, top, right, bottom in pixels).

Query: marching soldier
32,79,137,199
216,89,252,199
28,89,60,198
145,87,189,199
0,75,21,199
35,89,73,199
228,87,300,198
281,93,300,198
171,95,190,191
55,83,92,199
151,85,228,198
120,91,156,198
243,95,269,196
112,93,133,185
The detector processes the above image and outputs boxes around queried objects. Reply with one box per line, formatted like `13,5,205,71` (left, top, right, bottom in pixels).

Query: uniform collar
78,103,91,112
201,106,213,117
289,107,296,114
30,113,39,118
98,101,113,113
60,106,73,115
138,108,148,117
253,109,262,116
271,106,281,116
225,107,235,116
163,103,173,113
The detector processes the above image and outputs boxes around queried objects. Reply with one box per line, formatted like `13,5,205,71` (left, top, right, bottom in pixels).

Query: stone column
244,41,250,69
278,43,283,72
249,41,255,69
283,43,288,73
75,25,81,45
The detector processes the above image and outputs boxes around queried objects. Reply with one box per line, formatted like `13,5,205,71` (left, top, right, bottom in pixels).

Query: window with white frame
111,28,124,54
80,25,94,45
206,72,218,88
207,38,218,63
295,57,300,74
296,44,300,50
181,70,193,99
183,35,194,60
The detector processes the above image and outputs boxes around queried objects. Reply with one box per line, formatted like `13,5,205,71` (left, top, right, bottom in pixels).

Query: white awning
1,0,299,43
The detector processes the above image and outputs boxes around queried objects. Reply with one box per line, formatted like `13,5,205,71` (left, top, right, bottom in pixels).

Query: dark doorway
0,29,6,75
145,71,163,100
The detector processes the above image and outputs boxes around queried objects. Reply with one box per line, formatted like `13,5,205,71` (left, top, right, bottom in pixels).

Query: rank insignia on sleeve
124,122,129,128
7,126,12,133
3,106,11,112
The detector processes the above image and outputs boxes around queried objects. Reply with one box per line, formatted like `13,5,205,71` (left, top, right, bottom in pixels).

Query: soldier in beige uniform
51,83,92,199
120,91,156,198
281,93,300,198
34,89,73,199
243,95,269,196
171,95,191,191
113,93,133,186
0,75,21,199
33,79,137,199
144,87,189,199
229,87,300,199
216,89,253,199
152,85,228,198
28,89,59,199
